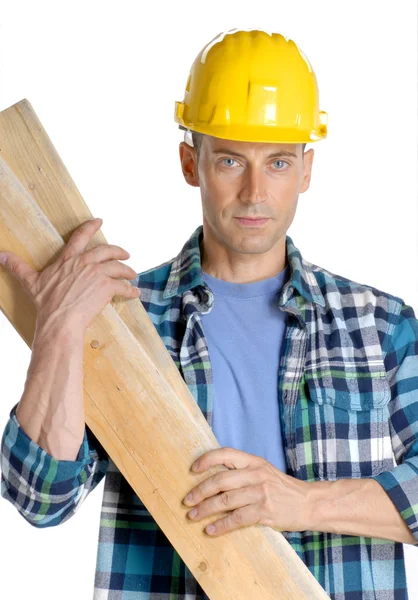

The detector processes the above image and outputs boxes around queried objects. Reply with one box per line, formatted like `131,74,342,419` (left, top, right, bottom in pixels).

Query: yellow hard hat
175,28,328,144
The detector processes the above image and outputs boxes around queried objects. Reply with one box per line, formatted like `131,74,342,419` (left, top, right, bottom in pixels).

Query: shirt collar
162,224,325,309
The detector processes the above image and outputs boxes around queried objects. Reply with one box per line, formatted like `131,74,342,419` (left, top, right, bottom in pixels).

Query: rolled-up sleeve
371,301,418,544
1,402,109,528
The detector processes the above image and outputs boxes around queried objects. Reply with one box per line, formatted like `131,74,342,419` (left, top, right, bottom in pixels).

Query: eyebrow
211,148,298,159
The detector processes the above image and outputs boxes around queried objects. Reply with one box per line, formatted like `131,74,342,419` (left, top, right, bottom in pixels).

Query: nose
238,165,268,206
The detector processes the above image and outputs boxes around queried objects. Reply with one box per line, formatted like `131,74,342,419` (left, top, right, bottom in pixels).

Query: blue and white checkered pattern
1,224,417,599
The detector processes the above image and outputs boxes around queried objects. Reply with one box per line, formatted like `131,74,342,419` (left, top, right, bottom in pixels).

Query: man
1,28,417,600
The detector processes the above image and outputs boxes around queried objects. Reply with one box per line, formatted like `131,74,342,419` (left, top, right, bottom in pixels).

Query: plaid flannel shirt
1,224,418,600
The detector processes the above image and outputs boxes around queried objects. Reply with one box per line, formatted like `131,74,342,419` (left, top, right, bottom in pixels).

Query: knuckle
77,256,89,269
82,261,100,278
8,259,19,277
220,491,230,507
73,253,86,269
257,466,269,480
69,253,83,269
90,269,108,289
259,481,269,497
234,510,243,525
219,518,228,531
60,248,70,262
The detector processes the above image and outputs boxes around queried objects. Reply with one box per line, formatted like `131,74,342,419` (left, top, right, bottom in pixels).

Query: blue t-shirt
201,264,290,472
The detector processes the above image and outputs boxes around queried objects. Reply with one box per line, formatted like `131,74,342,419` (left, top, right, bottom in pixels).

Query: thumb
0,251,36,285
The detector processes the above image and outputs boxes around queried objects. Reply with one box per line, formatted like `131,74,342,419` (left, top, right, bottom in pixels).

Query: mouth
234,217,270,227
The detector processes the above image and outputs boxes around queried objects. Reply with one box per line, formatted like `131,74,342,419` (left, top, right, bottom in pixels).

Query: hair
191,131,204,161
191,131,306,163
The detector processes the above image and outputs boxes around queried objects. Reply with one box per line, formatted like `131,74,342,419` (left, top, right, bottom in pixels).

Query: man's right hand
0,217,141,335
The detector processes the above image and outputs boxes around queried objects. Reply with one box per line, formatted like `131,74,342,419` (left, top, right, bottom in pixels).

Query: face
179,134,314,258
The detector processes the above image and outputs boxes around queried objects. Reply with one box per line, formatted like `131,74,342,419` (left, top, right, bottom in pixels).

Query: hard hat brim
176,118,327,144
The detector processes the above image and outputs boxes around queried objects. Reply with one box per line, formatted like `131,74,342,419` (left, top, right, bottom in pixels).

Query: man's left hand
182,447,313,537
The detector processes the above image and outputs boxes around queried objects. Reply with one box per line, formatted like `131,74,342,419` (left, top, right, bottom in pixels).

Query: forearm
306,477,418,545
15,321,86,461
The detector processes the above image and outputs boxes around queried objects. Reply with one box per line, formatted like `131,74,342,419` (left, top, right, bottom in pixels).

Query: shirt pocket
295,375,391,481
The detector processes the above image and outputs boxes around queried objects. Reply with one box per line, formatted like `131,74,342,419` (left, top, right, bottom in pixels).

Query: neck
200,222,287,284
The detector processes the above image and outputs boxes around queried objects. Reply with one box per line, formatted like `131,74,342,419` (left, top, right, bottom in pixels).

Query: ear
179,141,200,187
300,148,314,193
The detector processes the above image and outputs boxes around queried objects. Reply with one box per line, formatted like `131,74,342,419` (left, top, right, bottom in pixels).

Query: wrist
33,316,85,349
303,479,335,532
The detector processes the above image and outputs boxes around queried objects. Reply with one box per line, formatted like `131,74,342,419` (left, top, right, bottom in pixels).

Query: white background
0,1,417,598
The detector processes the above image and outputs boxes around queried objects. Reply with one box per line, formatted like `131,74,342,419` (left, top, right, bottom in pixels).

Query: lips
235,217,270,227
235,217,269,221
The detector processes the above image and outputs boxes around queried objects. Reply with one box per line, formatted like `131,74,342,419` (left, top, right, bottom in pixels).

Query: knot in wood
90,339,100,349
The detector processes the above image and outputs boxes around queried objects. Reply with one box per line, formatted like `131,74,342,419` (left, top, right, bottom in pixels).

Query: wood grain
0,98,329,599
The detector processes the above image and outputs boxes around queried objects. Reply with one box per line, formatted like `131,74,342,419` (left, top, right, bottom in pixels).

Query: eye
220,158,238,167
272,160,288,170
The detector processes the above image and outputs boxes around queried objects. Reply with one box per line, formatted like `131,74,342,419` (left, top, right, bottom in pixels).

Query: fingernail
184,493,193,504
188,508,198,518
206,524,216,534
0,253,7,265
192,460,200,471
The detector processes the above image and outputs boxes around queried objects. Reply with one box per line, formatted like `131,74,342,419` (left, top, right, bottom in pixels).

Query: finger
187,485,261,522
111,278,141,299
61,217,103,261
205,504,260,537
99,260,138,282
192,447,264,473
184,467,263,506
0,250,37,287
82,243,131,264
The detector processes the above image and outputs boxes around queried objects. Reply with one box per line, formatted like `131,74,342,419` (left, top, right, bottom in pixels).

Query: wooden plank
0,98,329,599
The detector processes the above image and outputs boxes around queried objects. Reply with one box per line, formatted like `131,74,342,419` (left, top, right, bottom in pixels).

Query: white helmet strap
184,129,194,147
